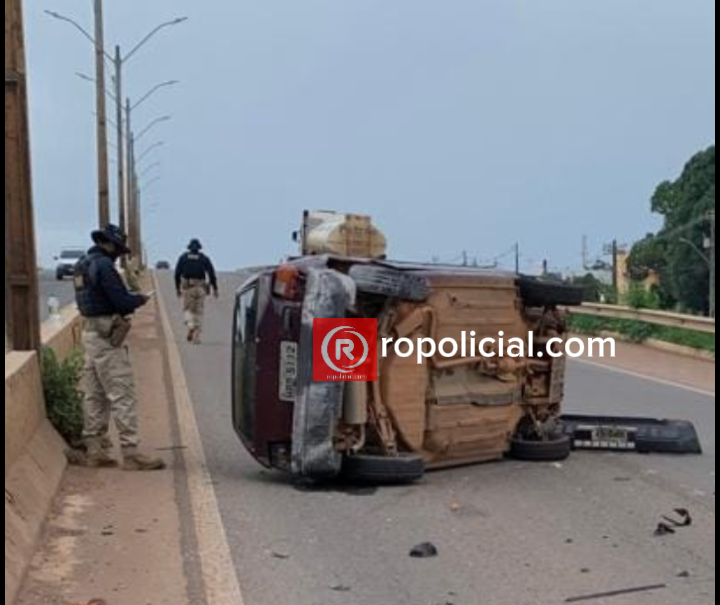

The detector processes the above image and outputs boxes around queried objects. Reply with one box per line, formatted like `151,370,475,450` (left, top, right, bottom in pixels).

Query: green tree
628,146,715,314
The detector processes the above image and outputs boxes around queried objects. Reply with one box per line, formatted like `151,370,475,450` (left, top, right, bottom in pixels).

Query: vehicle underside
235,258,592,482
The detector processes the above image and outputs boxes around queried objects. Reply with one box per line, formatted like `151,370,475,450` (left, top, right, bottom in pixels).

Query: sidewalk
577,340,716,394
15,298,193,605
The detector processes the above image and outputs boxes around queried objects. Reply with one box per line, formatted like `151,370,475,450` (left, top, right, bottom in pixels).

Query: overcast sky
25,0,715,272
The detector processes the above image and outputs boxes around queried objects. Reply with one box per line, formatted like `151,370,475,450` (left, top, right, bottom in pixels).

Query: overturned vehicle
234,257,587,482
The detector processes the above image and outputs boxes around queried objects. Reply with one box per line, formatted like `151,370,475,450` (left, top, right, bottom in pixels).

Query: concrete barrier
5,308,82,605
41,306,82,360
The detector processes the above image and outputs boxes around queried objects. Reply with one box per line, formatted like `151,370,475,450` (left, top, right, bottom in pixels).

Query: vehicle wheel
348,265,430,302
510,434,572,462
56,271,65,281
517,277,584,308
342,453,426,484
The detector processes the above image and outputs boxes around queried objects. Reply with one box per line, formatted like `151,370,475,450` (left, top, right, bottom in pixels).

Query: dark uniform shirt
75,247,146,317
175,252,218,292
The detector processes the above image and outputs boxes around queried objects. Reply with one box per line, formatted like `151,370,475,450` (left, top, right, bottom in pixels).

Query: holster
109,316,132,347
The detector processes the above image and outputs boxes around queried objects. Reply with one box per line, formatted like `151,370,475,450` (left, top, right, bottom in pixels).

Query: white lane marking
573,358,716,399
156,278,246,605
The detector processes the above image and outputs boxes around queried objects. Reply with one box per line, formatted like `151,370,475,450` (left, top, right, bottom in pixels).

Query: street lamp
140,162,162,180
123,18,189,64
679,236,715,318
679,238,711,268
136,116,172,143
131,81,180,113
141,176,163,192
137,142,166,165
45,10,113,61
76,72,118,103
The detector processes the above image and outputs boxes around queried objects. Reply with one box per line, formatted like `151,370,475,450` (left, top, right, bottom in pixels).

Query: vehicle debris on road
663,508,693,528
655,522,677,537
565,583,668,603
410,542,440,558
655,508,694,536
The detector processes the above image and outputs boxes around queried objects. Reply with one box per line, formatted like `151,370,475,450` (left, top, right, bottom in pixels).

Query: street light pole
679,233,715,318
126,98,137,259
114,46,127,235
93,0,110,227
46,9,186,234
710,211,716,319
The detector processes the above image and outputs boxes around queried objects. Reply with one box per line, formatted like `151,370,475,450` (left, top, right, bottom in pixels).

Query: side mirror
292,231,300,243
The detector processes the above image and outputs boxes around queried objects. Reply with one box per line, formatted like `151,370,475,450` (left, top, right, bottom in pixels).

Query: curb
154,273,246,605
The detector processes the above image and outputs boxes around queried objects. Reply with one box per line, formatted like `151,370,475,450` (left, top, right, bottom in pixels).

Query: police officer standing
75,225,165,471
175,239,218,344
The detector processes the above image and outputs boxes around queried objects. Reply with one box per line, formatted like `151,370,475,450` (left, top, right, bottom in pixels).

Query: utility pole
515,243,521,275
114,46,127,235
462,251,468,267
125,98,137,258
93,0,110,226
611,239,619,300
137,185,145,267
709,211,716,319
5,0,41,351
582,235,591,270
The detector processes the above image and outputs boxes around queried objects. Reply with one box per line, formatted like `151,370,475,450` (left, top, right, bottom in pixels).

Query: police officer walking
175,239,218,344
75,225,165,471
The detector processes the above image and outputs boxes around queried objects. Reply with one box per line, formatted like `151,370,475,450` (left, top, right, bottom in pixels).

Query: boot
187,328,195,342
122,450,167,472
86,437,119,468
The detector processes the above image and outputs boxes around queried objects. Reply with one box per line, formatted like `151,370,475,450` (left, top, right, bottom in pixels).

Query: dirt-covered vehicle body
232,256,585,482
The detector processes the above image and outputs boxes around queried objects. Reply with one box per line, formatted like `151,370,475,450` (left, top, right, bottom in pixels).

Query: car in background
54,249,85,281
155,260,172,271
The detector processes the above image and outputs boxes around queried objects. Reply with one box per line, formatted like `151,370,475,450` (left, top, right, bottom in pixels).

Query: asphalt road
38,271,76,320
5,273,75,347
159,273,716,605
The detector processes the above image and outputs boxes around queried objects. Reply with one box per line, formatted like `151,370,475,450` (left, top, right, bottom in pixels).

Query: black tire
342,453,426,484
518,277,584,308
349,265,430,302
510,434,572,462
56,271,65,281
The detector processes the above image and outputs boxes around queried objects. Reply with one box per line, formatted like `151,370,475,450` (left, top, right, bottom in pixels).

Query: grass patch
568,315,715,355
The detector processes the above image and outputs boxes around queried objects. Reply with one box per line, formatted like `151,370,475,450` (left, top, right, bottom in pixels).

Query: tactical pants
81,319,140,453
182,280,207,334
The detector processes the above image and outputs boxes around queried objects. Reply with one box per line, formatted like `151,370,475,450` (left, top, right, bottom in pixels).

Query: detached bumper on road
562,415,703,455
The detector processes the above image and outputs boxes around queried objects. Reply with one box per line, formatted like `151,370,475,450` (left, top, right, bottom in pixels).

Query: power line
640,214,709,245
